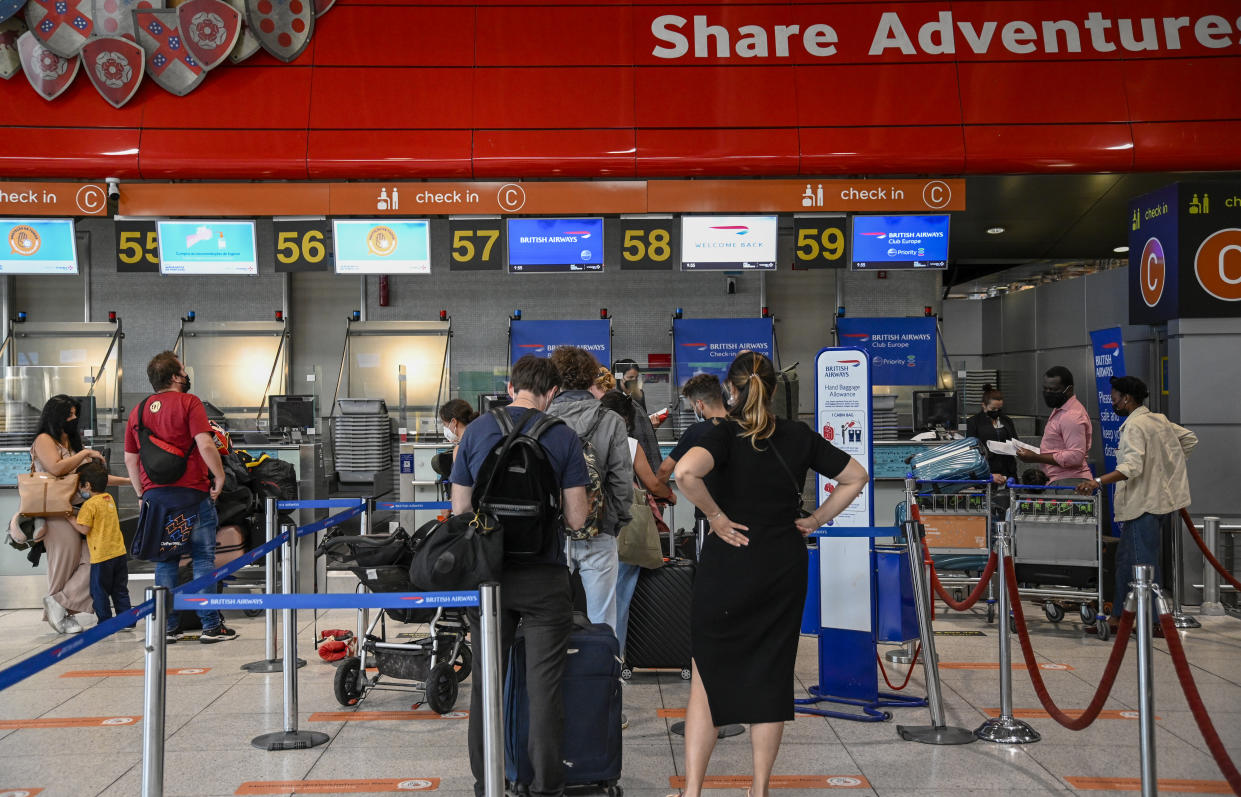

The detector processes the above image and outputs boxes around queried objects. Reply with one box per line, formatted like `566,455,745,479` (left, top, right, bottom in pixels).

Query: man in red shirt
124,351,233,643
1017,365,1094,486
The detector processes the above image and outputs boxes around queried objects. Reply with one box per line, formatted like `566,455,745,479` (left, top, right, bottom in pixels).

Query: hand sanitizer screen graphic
332,219,430,274
157,221,258,275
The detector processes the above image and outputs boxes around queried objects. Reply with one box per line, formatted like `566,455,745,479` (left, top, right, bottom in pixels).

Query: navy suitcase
504,617,622,795
908,437,990,492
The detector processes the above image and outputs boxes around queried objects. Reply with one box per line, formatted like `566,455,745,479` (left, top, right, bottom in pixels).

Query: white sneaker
61,616,83,634
43,596,67,633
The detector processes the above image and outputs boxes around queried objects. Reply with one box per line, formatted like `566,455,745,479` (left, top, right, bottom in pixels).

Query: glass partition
339,320,450,433
3,321,123,439
179,321,289,425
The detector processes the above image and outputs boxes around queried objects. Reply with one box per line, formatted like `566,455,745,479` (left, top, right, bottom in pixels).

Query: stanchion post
243,498,305,672
252,522,329,751
896,478,976,745
975,521,1040,744
1170,513,1201,628
478,583,504,797
1134,564,1158,797
141,586,168,797
1201,517,1226,617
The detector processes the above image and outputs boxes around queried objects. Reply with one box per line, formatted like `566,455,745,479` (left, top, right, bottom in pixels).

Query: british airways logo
710,225,749,235
402,596,426,604
836,359,861,367
680,342,709,352
563,230,592,239
841,333,869,341
1102,342,1119,350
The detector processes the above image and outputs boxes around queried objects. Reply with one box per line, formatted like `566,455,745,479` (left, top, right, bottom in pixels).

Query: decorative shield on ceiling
26,0,94,57
0,16,28,79
0,0,27,25
81,33,142,107
17,29,79,99
313,0,332,17
92,0,162,41
221,0,258,64
134,7,204,95
177,0,238,70
245,0,311,63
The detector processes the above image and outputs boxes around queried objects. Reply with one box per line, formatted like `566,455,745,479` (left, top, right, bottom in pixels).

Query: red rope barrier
1004,557,1135,730
1180,509,1241,592
1160,613,1241,795
876,644,921,691
928,549,998,612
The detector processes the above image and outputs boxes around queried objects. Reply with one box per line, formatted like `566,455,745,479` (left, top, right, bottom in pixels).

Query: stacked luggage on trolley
315,525,471,713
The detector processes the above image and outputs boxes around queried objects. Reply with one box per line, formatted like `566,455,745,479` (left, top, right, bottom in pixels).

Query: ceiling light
986,226,1006,235
1113,245,1130,253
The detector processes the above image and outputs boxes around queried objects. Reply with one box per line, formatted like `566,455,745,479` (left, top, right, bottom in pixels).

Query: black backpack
474,407,565,564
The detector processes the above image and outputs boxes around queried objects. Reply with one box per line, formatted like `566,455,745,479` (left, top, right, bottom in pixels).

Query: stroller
315,526,471,713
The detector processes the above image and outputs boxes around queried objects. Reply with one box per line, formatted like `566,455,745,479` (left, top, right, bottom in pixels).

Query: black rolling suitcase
504,617,622,795
622,558,694,681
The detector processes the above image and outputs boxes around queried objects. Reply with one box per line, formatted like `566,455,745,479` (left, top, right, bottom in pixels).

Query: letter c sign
1195,227,1241,302
1140,237,1166,308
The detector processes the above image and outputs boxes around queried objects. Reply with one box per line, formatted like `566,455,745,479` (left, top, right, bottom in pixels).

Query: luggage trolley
1008,485,1109,641
912,482,996,619
315,530,472,712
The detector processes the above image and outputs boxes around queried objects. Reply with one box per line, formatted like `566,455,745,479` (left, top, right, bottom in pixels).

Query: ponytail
726,351,776,448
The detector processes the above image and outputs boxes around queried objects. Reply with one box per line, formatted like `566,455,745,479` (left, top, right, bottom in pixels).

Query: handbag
409,509,504,591
18,460,79,518
136,395,192,485
617,487,664,569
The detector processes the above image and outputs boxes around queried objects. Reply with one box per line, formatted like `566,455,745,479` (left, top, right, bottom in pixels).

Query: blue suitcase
505,617,622,795
908,437,990,492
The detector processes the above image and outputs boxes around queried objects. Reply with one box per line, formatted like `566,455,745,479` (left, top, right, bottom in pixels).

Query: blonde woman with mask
673,352,868,797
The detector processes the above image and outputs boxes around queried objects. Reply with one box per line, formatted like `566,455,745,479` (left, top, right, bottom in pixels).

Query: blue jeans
155,497,220,633
614,562,641,657
1112,511,1167,620
565,533,618,634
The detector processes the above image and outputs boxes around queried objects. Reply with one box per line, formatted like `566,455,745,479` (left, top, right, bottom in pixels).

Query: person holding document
965,384,1017,484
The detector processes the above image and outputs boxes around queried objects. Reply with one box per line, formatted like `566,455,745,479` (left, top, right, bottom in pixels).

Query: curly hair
549,346,600,391
593,366,616,393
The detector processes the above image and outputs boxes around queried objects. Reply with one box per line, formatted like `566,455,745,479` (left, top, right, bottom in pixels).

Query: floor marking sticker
986,709,1158,720
934,630,987,637
657,709,808,721
307,710,468,722
669,775,870,789
1066,777,1231,793
940,662,1074,671
235,778,439,794
60,668,211,678
0,716,140,729
0,789,44,797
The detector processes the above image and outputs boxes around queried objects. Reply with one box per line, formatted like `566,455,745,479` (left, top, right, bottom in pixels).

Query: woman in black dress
964,383,1017,484
672,352,868,797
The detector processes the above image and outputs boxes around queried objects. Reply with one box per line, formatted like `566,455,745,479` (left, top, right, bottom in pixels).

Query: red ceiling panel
1124,57,1241,122
307,130,474,178
313,6,475,66
473,67,634,129
473,130,637,178
795,63,961,126
1131,121,1241,170
637,128,800,176
0,127,142,177
477,6,632,66
308,67,475,129
964,124,1135,172
138,130,309,179
635,66,798,127
800,126,966,174
958,60,1130,125
140,67,313,129
0,71,144,128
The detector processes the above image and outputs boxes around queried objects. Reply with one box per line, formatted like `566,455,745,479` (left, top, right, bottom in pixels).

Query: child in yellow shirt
70,461,132,625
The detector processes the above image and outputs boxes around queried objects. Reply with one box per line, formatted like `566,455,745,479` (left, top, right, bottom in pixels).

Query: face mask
985,409,1001,419
78,488,92,500
1115,399,1131,417
178,375,191,393
1043,388,1069,409
63,418,79,433
692,403,705,423
444,423,459,443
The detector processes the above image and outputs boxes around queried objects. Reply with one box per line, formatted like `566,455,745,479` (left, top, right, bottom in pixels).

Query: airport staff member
1017,365,1093,486
1077,376,1197,633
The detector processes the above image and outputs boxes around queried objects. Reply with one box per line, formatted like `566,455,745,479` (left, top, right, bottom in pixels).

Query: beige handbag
18,462,78,518
616,487,665,570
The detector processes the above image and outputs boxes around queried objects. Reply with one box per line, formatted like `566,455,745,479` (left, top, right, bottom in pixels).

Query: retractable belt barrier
376,501,452,512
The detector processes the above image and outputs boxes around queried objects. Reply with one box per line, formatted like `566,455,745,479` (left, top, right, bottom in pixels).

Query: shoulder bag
18,456,79,518
767,438,814,520
616,486,664,569
137,395,192,485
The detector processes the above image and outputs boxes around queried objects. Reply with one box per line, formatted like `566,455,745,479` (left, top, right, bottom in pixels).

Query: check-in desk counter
397,441,452,531
0,442,327,609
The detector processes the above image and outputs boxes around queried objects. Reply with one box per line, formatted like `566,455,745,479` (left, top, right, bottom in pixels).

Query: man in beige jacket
1078,376,1197,632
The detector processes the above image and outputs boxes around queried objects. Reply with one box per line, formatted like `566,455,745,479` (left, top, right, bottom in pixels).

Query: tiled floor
0,601,1237,797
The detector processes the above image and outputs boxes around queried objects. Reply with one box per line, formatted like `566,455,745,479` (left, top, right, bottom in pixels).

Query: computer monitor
913,390,958,433
269,395,316,432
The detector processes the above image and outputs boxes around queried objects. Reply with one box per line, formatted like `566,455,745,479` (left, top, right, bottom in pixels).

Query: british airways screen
507,218,604,273
850,215,950,270
681,215,777,270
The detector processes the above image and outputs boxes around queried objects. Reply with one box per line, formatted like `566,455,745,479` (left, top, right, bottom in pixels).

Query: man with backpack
548,346,634,635
449,354,589,797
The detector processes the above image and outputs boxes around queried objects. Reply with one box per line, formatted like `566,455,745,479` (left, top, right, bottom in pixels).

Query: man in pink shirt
1017,366,1094,485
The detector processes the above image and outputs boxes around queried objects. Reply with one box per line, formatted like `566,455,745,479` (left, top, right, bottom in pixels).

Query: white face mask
443,423,459,443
